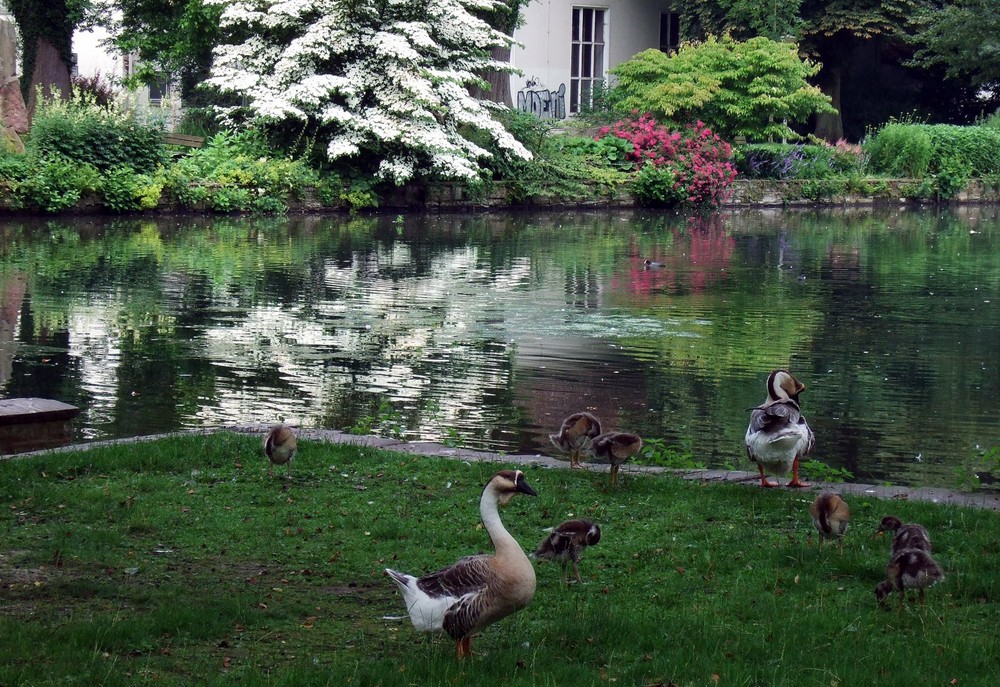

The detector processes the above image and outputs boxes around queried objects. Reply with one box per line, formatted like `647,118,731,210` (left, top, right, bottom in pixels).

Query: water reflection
1,207,998,488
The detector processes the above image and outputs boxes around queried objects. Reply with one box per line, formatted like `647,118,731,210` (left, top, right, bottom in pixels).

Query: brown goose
591,432,643,485
809,492,850,552
549,412,602,468
533,519,602,585
385,469,537,659
875,547,945,610
263,424,297,478
744,369,815,488
876,516,932,554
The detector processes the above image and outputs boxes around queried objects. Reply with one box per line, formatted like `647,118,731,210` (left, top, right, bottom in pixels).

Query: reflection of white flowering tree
204,0,531,183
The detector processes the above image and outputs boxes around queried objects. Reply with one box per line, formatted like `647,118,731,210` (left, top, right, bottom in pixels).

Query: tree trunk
814,64,843,142
25,37,72,119
469,45,513,108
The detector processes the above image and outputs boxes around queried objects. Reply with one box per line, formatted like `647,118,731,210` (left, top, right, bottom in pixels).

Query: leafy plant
607,35,836,142
27,87,166,174
598,115,736,208
637,437,704,469
801,459,854,483
101,166,164,212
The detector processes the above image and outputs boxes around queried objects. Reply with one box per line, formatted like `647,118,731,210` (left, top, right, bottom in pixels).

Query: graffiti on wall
516,78,566,120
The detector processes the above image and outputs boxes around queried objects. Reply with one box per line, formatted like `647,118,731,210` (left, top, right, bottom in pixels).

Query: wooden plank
0,398,80,426
163,133,206,148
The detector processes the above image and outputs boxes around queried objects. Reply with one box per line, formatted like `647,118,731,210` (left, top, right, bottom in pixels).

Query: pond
0,207,998,488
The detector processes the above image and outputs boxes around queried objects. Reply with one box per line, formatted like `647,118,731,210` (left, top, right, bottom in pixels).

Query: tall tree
675,0,935,140
204,0,530,184
908,0,1000,89
95,0,223,106
469,0,531,107
8,0,89,115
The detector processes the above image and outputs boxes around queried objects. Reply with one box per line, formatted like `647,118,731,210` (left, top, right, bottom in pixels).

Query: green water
0,206,997,487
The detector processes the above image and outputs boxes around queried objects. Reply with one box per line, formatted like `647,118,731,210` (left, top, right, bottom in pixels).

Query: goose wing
416,553,490,599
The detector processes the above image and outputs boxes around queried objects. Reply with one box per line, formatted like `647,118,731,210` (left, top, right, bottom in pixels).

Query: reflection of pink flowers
614,216,734,297
596,115,736,209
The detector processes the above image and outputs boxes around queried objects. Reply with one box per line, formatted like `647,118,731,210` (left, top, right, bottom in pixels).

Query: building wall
511,0,676,119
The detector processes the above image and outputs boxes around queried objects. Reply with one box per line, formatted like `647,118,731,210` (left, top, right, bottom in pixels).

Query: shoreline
8,424,999,512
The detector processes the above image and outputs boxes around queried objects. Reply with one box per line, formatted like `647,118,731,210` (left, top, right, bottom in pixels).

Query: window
659,12,680,53
570,7,606,115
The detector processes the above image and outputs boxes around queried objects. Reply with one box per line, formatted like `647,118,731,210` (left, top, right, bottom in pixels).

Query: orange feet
758,466,779,488
456,636,472,659
786,458,811,488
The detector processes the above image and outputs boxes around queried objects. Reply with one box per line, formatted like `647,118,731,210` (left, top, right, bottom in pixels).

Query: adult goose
809,492,850,552
744,369,814,488
533,519,602,585
550,412,602,468
263,424,297,478
386,469,538,658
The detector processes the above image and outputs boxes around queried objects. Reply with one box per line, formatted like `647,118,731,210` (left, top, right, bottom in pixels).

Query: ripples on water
1,207,998,488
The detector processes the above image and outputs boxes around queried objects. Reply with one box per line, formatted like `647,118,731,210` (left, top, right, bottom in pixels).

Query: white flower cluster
206,0,531,183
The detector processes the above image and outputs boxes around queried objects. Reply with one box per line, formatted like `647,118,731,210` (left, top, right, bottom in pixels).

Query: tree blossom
205,0,531,183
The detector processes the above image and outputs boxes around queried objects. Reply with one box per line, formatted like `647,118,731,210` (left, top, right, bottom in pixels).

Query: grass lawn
1,432,998,686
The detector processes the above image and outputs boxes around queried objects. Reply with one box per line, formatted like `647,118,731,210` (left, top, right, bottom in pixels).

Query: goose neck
480,487,519,557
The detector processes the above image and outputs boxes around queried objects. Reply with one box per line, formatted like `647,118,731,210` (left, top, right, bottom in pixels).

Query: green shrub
27,89,166,174
632,163,685,206
163,130,318,213
608,36,836,141
14,156,102,212
101,166,164,212
864,122,1000,179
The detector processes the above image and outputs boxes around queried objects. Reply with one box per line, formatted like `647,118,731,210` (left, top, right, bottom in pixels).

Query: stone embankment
12,424,1000,512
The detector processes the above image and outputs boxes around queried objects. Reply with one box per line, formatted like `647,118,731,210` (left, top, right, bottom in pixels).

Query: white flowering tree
204,0,531,184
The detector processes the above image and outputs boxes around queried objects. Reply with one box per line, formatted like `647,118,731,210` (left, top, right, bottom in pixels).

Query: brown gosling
533,519,602,585
590,432,643,486
549,412,602,468
263,424,297,478
876,515,932,554
875,547,945,611
809,492,851,552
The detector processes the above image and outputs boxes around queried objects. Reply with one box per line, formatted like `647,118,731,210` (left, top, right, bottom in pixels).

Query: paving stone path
17,424,1000,512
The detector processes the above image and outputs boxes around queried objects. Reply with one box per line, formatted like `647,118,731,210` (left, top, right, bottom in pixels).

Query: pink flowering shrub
596,113,736,208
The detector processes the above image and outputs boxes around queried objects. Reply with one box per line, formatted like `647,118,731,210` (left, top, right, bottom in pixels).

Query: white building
511,0,680,119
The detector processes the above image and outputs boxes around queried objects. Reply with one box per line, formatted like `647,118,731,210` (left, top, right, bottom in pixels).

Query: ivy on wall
8,0,86,99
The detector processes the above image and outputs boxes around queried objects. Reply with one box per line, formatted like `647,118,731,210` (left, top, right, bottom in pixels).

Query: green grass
2,433,999,686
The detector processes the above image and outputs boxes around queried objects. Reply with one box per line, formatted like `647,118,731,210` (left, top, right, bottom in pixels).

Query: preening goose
876,516,932,554
744,370,814,488
591,431,643,486
550,412,602,468
809,492,850,552
533,519,602,585
875,547,945,610
385,469,538,659
263,424,297,478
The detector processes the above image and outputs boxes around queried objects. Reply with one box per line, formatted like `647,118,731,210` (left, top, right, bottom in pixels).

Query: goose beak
516,477,538,497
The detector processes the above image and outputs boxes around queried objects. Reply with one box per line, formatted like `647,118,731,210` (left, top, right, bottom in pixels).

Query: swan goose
744,369,814,488
385,469,537,658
